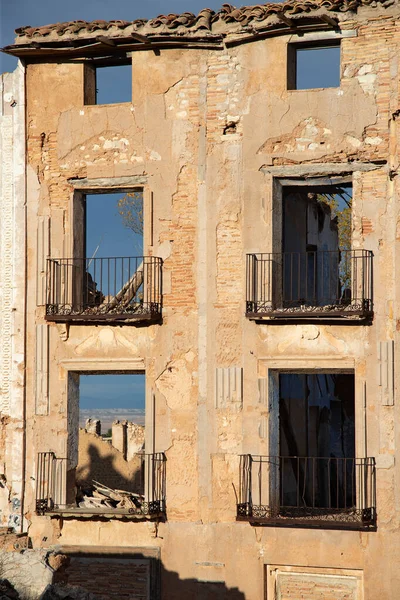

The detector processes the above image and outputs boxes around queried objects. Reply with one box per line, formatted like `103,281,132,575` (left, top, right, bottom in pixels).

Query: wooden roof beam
277,13,295,27
130,32,150,43
320,14,339,28
96,36,116,46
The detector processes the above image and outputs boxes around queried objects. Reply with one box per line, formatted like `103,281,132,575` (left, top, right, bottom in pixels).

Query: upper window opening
84,63,132,105
288,42,341,90
85,191,143,259
46,188,162,323
245,179,373,320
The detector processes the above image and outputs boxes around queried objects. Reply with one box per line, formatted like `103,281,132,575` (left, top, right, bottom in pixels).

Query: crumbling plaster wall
0,63,26,531
22,5,400,598
24,50,202,534
77,429,143,492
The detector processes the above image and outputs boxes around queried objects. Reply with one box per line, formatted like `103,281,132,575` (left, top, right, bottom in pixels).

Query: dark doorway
279,372,355,511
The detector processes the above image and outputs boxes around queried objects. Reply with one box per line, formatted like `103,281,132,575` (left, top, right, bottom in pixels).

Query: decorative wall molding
35,324,49,415
378,340,395,406
215,367,243,409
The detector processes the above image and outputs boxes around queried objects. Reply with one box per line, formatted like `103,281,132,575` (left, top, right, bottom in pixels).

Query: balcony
237,455,376,530
36,451,166,520
45,256,162,323
246,250,373,321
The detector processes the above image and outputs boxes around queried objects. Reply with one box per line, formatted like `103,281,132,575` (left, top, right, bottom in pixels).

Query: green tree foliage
318,188,352,250
117,190,144,235
318,188,352,290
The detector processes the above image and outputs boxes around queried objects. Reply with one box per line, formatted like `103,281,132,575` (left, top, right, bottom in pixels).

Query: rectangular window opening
281,183,352,309
287,41,341,90
246,179,373,320
46,187,162,322
84,63,132,105
67,372,147,512
70,190,147,315
238,369,376,527
278,372,355,512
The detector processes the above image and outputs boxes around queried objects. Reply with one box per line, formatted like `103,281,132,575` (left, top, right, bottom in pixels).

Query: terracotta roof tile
12,0,396,43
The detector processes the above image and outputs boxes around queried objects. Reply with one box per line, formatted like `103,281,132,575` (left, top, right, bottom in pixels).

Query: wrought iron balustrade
237,455,376,529
36,451,166,518
246,250,373,320
46,256,162,322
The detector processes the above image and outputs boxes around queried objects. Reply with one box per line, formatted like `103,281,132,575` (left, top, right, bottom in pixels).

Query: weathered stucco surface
2,0,400,597
0,63,26,532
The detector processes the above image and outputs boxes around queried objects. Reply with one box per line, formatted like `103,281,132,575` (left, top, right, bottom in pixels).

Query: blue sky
80,374,145,410
86,193,142,258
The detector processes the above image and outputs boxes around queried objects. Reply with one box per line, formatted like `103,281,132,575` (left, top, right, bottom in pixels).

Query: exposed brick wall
65,556,150,599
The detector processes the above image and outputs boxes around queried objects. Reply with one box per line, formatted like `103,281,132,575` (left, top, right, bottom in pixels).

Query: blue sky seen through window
95,65,132,105
86,193,143,259
80,373,145,410
296,45,341,90
79,374,145,427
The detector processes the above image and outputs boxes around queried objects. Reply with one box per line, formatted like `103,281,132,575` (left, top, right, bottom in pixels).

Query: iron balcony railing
36,451,166,518
237,455,376,529
246,250,373,319
46,256,162,322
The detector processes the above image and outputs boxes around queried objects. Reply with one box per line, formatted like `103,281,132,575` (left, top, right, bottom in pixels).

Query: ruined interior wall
21,4,400,599
0,63,26,531
77,429,143,493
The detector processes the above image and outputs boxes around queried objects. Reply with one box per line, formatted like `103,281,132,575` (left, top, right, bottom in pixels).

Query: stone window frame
67,175,152,260
259,162,381,257
57,358,157,511
263,358,370,525
259,356,367,472
267,170,353,256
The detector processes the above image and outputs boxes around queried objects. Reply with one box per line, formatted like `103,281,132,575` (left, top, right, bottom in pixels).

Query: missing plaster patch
223,121,237,135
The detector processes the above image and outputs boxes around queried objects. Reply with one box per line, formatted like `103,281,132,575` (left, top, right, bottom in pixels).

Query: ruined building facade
1,0,400,597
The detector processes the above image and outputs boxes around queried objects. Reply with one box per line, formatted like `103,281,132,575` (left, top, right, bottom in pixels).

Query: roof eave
1,15,341,61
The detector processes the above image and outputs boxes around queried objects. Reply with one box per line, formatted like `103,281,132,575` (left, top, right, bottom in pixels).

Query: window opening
84,63,132,105
43,373,148,514
246,180,372,320
85,191,143,259
288,42,341,90
78,191,146,316
281,184,352,308
77,373,146,502
46,188,162,321
237,370,376,527
279,372,355,511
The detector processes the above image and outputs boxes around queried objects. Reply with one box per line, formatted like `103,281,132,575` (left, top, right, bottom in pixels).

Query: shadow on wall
161,570,246,600
57,551,246,600
75,441,144,494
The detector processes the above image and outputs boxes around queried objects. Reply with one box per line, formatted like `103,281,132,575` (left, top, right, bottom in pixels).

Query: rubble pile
78,481,144,512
